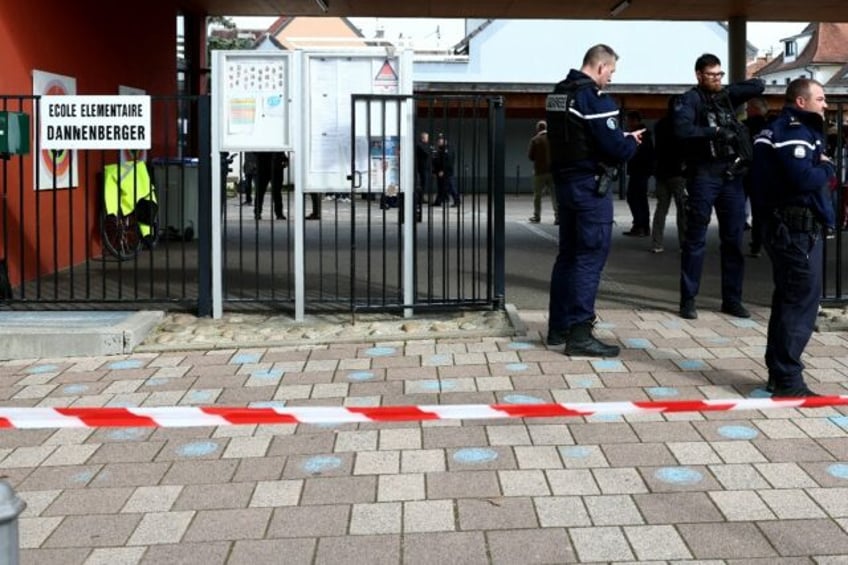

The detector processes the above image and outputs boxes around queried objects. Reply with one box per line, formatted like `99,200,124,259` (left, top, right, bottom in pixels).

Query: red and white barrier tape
0,396,846,428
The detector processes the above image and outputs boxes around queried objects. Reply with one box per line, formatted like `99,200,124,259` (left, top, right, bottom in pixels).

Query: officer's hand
625,129,646,144
820,154,833,164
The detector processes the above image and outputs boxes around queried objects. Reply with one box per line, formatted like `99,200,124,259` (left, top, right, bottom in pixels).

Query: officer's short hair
785,78,823,105
695,53,722,72
747,97,768,115
582,44,619,67
536,120,546,132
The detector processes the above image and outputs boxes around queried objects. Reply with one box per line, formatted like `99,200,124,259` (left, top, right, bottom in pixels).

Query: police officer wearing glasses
750,78,835,397
545,44,643,357
674,53,764,320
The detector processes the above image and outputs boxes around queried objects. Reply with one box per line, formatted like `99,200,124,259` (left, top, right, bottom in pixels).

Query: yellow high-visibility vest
103,160,158,237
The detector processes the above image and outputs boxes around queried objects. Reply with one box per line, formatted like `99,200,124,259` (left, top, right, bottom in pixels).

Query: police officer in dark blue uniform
674,53,765,320
545,44,642,357
750,78,835,397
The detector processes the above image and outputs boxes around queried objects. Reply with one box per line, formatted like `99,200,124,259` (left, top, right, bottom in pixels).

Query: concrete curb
0,311,165,360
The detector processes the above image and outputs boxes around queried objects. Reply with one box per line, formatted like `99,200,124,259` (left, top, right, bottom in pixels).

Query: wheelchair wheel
102,213,142,261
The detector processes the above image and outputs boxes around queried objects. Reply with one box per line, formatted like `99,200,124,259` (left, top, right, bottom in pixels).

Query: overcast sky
231,17,807,55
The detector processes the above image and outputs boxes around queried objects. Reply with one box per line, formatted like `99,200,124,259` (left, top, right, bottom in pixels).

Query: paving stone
403,499,456,532
513,445,563,469
624,524,693,560
233,456,287,482
266,504,349,538
633,492,724,524
283,452,353,479
161,460,238,486
759,489,827,519
43,486,133,516
378,472,425,501
592,468,649,494
708,490,775,521
43,514,141,548
755,462,818,488
602,443,677,467
585,495,644,525
487,528,577,564
19,489,61,517
128,510,194,545
122,485,183,513
752,439,834,462
379,428,421,450
88,442,166,464
709,464,771,489
228,539,316,565
139,541,230,564
423,427,488,448
807,487,848,517
711,441,768,464
315,535,400,565
569,423,639,444
533,496,591,527
546,469,601,495
569,526,634,561
427,470,501,499
20,547,93,565
353,450,400,475
300,476,376,505
667,441,722,465
173,482,254,510
760,518,848,556
677,522,777,558
182,508,272,542
446,446,516,471
402,532,488,565
631,421,703,442
457,497,538,530
401,449,446,473
498,469,550,496
486,425,532,446
267,433,336,456
349,502,402,534
85,546,146,565
640,464,722,492
19,516,62,549
527,424,575,445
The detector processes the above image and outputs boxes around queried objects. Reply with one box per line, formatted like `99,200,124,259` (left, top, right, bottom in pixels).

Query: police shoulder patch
793,145,806,159
606,117,618,130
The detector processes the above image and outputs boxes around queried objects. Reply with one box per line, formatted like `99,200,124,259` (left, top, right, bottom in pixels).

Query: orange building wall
0,1,179,285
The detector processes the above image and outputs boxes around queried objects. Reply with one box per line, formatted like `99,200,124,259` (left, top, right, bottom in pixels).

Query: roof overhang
180,0,848,22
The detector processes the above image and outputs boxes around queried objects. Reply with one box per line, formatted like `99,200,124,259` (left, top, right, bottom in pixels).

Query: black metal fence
0,94,210,312
822,99,848,303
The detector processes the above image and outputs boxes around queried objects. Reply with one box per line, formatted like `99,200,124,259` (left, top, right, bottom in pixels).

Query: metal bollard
0,480,26,565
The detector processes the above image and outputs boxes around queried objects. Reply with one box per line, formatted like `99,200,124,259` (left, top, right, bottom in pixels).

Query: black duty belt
773,206,820,233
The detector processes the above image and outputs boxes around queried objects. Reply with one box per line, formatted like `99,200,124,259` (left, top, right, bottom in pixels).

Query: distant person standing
622,111,654,237
527,120,558,224
432,134,460,207
650,97,688,253
253,151,288,221
415,131,433,202
751,78,835,397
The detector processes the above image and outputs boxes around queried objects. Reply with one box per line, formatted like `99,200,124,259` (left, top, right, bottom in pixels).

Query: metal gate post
197,95,213,317
491,96,506,309
0,481,26,565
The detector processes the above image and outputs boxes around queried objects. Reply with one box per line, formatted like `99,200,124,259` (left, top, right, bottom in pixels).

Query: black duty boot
721,301,750,318
771,384,820,397
564,322,620,358
679,298,697,320
546,329,567,347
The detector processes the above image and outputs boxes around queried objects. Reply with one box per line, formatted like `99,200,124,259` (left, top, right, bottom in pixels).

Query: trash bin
151,157,198,241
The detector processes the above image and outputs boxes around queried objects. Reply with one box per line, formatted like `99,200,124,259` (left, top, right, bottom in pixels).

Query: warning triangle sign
375,59,398,82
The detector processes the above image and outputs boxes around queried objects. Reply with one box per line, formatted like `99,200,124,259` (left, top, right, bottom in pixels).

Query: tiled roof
754,22,848,77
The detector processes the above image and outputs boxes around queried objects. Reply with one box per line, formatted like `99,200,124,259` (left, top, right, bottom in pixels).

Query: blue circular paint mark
749,388,773,398
71,470,95,483
230,353,261,365
560,446,592,458
574,378,596,388
647,387,679,398
428,354,452,364
508,342,534,350
589,413,622,422
655,467,704,485
502,394,544,404
62,384,89,394
177,441,219,458
187,390,216,403
419,380,457,392
829,415,848,431
145,377,169,387
302,455,343,474
27,364,59,374
109,360,143,370
108,427,148,441
365,347,396,357
827,463,848,480
453,448,499,464
505,363,529,372
251,369,284,380
718,425,759,440
347,371,376,382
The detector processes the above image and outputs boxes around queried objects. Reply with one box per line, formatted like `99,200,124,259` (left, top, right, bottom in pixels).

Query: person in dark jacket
431,134,460,207
650,97,688,253
674,53,764,320
750,78,835,397
253,151,288,221
545,44,642,357
743,97,770,256
622,111,655,237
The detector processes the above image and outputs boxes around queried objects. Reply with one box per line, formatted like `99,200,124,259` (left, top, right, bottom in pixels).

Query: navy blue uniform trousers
680,173,746,304
764,222,822,388
548,175,612,333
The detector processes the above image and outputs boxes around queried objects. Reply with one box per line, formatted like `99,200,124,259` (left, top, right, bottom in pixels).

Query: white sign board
215,50,293,152
39,95,151,150
303,50,412,192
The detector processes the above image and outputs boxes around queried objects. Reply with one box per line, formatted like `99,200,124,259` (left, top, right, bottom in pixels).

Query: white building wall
415,19,734,85
760,64,843,86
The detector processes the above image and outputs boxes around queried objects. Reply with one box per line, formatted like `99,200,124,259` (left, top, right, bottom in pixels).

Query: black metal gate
0,94,211,312
822,98,848,303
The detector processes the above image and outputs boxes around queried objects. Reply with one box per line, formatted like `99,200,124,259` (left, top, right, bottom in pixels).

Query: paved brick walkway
2,306,848,563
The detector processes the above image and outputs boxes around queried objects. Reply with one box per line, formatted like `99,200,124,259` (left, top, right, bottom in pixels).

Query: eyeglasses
701,71,726,79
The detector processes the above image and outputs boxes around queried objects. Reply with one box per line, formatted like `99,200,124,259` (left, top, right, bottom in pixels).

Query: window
785,41,797,57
